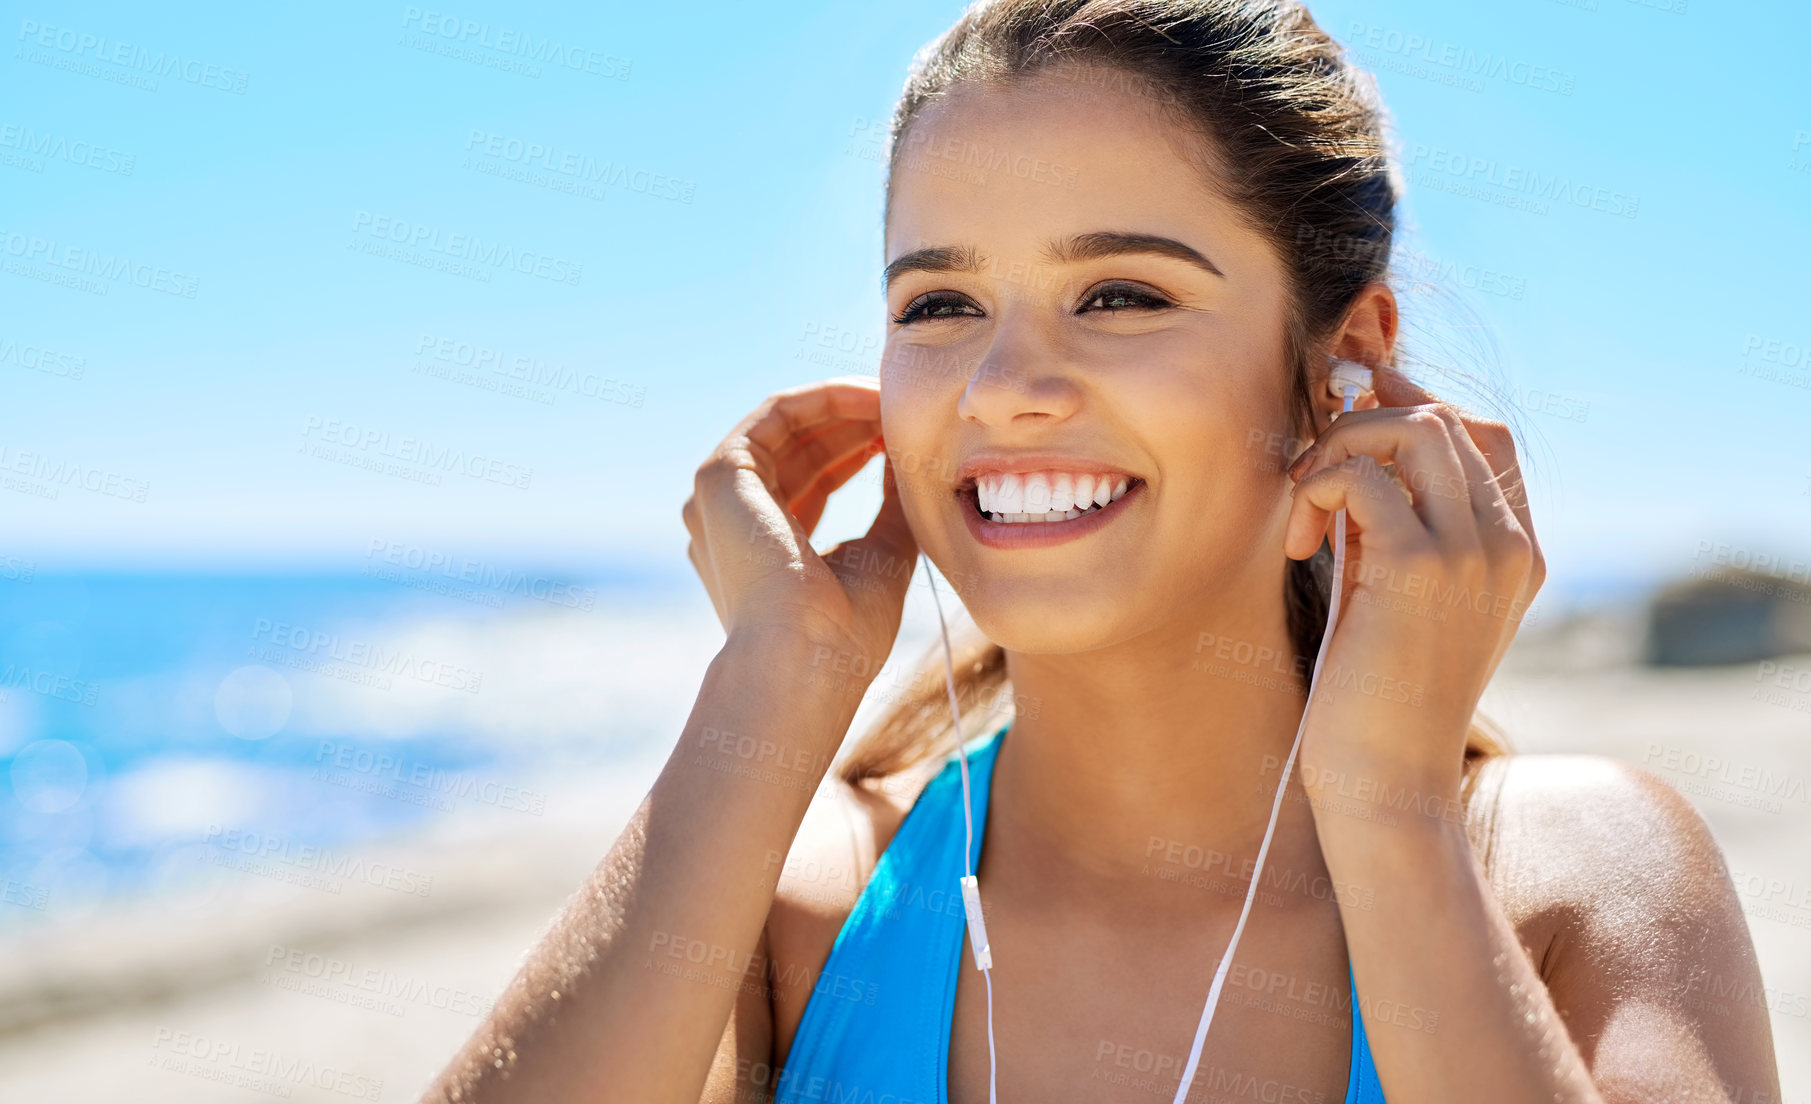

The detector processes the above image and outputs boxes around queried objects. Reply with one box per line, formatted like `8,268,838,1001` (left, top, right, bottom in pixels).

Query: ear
1310,281,1398,426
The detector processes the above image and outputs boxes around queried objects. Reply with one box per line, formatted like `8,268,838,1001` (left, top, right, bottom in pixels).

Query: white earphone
1327,357,1374,404
918,351,1371,1104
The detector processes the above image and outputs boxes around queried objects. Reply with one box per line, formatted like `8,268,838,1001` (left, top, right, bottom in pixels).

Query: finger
1371,364,1440,409
1383,363,1544,589
824,456,918,598
1375,365,1531,528
736,384,881,525
697,391,878,552
867,456,919,564
1427,407,1543,679
1291,406,1477,548
1374,367,1541,570
790,438,885,536
1422,406,1520,541
692,455,807,601
772,420,884,508
1285,455,1425,561
693,380,888,608
1375,367,1545,668
741,378,881,458
1447,409,1538,554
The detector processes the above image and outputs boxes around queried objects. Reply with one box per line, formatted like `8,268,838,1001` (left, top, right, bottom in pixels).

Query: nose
955,325,1082,428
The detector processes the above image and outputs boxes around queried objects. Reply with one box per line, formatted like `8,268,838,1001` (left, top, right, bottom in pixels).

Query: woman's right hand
682,375,919,668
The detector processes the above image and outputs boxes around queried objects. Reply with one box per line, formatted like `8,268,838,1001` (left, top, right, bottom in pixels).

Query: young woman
427,2,1781,1101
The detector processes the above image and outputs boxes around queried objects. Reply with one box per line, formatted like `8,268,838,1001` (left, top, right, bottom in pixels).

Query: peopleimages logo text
351,210,582,285
251,619,484,694
464,131,694,202
0,229,199,297
1346,22,1576,95
1402,144,1639,218
16,19,249,93
400,8,630,78
299,415,534,490
0,444,149,501
0,123,135,174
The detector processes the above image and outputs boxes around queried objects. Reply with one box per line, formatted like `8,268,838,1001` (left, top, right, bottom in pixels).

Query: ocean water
0,565,727,922
5,553,1622,926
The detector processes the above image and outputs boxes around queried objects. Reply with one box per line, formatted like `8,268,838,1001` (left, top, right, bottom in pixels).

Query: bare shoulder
769,768,928,931
1468,752,1736,935
1465,752,1780,1096
763,759,943,1060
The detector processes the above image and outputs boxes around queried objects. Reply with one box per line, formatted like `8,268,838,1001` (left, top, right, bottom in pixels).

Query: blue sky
4,0,1808,602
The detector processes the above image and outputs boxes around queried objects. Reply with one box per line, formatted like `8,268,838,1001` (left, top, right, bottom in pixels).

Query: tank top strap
775,724,1008,1104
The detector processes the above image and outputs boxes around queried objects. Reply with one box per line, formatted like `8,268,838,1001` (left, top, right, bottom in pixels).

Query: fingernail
1287,444,1319,482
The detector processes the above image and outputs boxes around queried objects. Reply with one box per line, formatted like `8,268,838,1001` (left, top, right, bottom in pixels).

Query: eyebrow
881,230,1224,292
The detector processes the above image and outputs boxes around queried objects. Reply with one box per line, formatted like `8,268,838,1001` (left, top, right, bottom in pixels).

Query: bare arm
424,377,917,1102
423,627,864,1103
1308,762,1604,1102
1311,755,1780,1104
1288,365,1777,1099
698,915,778,1103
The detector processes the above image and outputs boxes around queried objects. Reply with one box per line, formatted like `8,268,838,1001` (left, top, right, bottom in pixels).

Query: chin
957,579,1152,656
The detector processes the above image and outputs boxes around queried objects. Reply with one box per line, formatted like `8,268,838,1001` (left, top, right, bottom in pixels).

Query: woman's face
880,69,1307,653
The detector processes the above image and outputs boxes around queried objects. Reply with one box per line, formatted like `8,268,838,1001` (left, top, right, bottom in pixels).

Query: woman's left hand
1282,365,1546,797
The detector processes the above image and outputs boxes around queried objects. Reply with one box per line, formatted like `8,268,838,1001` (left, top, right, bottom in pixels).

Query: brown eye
1079,283,1172,313
892,292,985,325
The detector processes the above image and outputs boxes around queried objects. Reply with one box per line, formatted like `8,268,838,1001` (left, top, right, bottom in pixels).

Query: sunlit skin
422,66,1779,1104
880,87,1306,659
761,69,1779,1103
866,75,1380,1095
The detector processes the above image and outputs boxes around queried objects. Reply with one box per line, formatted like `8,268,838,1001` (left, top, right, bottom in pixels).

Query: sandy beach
3,608,1806,1102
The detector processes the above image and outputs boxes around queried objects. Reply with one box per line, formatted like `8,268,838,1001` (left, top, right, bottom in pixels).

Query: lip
954,452,1141,487
960,477,1146,550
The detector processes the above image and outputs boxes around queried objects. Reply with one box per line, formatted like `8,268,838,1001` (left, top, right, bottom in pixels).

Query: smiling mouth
958,472,1145,524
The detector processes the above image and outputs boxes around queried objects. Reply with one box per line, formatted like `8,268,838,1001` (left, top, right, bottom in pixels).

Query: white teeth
973,468,1137,524
998,473,1022,514
1021,472,1051,514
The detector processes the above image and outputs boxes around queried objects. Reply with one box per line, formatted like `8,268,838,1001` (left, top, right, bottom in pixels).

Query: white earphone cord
1167,384,1358,1101
923,560,999,1103
922,383,1357,1104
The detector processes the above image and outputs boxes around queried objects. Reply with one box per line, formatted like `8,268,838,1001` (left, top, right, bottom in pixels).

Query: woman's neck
986,598,1325,894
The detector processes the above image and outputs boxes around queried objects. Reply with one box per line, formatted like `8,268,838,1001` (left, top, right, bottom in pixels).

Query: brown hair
843,0,1510,789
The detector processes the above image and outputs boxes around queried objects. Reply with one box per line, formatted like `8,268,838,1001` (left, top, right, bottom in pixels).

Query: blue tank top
775,722,1387,1104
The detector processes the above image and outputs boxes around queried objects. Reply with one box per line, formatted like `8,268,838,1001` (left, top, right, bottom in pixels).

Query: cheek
1100,335,1292,461
1111,354,1296,531
878,354,942,461
877,372,952,529
881,331,981,404
1128,317,1294,467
